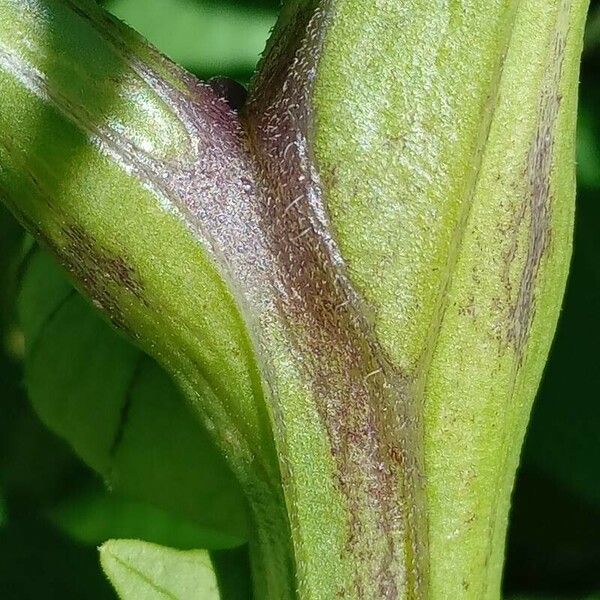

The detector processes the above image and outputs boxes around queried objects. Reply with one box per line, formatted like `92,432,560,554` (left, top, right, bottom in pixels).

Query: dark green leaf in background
0,491,5,529
576,106,600,189
48,486,233,551
18,248,249,549
0,516,115,599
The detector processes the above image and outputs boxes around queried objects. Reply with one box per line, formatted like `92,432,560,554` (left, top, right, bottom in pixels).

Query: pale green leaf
100,539,220,600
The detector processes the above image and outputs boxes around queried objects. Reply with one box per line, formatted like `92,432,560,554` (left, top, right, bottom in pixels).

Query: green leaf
584,5,600,51
100,539,220,600
48,488,253,600
48,486,238,551
18,248,248,548
0,378,85,512
1,0,591,598
576,104,600,189
105,0,276,79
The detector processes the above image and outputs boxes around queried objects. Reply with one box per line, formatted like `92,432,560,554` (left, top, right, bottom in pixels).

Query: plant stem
0,0,591,598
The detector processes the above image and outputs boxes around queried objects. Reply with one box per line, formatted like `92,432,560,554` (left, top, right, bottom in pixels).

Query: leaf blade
100,539,220,600
19,247,248,547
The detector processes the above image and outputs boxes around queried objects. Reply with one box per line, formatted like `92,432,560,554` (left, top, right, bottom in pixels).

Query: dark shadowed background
0,0,599,598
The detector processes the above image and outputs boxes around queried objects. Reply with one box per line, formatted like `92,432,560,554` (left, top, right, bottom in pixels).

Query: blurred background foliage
0,0,599,598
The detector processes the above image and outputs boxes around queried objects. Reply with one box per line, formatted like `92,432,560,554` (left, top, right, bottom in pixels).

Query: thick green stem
304,0,589,596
